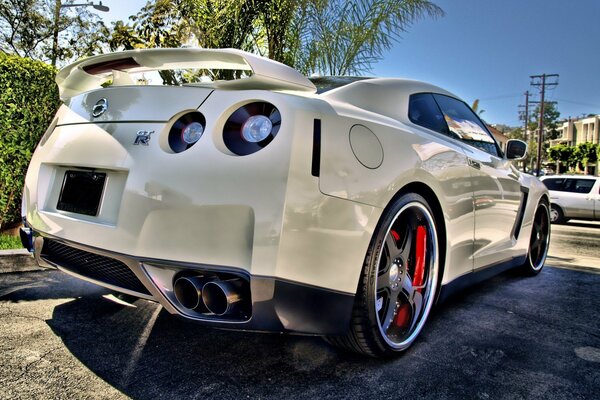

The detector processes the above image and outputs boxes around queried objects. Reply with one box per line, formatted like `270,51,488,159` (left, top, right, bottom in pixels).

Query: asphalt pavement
0,221,599,399
547,220,600,272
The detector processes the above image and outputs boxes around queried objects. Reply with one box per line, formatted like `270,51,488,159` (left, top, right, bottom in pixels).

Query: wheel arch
380,181,447,301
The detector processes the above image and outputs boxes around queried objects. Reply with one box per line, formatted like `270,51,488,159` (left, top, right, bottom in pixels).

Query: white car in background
540,175,600,223
21,48,550,357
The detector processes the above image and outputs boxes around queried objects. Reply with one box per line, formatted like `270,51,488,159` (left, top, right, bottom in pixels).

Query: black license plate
57,170,106,216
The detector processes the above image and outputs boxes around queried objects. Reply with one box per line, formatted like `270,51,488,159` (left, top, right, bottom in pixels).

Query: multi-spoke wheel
521,201,550,275
327,193,440,357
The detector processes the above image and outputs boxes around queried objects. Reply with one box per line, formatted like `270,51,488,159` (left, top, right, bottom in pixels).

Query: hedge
0,53,60,228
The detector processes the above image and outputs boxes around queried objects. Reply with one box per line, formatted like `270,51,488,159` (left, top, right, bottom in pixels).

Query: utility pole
51,0,61,67
517,91,531,172
530,73,559,177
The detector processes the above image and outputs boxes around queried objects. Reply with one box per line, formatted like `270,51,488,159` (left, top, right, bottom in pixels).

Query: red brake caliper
412,225,427,291
393,225,427,329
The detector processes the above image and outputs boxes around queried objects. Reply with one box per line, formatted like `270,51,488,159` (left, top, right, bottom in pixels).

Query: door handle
468,158,481,170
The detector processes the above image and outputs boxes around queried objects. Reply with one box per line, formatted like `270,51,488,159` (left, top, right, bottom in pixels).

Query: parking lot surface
1,221,599,399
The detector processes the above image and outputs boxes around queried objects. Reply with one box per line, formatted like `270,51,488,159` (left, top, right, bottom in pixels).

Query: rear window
408,93,450,136
543,178,595,193
563,179,595,194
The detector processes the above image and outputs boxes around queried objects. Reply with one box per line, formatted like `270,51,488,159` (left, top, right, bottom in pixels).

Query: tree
529,101,561,140
547,144,575,173
574,142,599,174
297,0,443,76
109,0,443,77
0,0,109,66
109,0,262,82
471,99,485,115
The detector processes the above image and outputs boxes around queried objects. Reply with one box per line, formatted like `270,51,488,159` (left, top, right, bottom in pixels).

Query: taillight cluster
166,102,281,155
168,112,206,153
223,102,281,155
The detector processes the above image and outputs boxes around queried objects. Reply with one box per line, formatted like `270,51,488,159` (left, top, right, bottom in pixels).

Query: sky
96,0,600,127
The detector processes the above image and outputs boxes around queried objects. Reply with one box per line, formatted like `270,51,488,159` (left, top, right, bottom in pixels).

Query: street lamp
51,1,110,66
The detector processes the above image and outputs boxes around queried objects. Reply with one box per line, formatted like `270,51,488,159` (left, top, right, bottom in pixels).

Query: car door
561,178,596,219
432,94,524,270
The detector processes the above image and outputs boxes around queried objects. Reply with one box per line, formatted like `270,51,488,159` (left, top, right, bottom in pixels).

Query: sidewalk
546,254,600,274
0,249,42,273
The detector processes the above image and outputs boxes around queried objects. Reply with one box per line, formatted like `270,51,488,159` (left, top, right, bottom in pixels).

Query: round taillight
169,112,206,153
223,102,281,155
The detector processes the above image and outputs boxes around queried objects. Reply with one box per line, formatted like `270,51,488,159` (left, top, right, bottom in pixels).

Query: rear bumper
30,231,355,335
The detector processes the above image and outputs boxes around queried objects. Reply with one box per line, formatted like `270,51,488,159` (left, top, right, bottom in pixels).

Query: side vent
311,119,321,177
512,187,529,240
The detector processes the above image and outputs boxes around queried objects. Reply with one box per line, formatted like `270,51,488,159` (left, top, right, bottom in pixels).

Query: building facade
550,115,600,147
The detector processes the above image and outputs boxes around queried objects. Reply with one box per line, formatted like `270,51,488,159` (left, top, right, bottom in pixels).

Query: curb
546,255,600,275
0,249,43,274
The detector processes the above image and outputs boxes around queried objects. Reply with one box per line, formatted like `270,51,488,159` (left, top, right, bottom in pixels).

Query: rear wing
55,48,316,100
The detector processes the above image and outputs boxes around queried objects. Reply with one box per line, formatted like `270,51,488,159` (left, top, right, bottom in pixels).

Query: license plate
56,170,106,216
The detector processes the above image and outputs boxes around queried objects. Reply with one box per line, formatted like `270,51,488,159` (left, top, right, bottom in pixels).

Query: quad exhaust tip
173,276,206,311
202,280,243,316
173,275,245,316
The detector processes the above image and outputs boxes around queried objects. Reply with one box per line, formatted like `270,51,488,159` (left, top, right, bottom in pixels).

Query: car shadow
7,266,598,399
46,295,383,399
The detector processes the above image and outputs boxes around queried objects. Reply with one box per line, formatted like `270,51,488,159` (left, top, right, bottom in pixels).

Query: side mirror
506,139,527,160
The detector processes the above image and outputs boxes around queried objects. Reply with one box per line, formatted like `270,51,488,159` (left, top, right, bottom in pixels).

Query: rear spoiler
55,48,316,100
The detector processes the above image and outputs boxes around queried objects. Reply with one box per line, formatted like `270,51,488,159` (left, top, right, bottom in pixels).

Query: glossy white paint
56,48,316,100
23,49,549,301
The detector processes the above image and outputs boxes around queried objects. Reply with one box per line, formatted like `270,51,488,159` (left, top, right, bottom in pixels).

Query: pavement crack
1,346,62,385
0,303,47,324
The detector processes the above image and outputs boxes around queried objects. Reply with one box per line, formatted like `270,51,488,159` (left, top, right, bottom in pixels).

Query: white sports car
21,48,550,357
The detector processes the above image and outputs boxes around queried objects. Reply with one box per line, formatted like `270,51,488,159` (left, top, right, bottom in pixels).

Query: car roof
320,78,459,122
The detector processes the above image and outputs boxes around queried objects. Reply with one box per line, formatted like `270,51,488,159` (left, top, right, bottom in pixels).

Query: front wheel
521,201,551,275
327,193,440,357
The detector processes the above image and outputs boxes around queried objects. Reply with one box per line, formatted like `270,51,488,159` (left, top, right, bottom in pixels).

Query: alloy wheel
374,202,438,350
529,203,550,271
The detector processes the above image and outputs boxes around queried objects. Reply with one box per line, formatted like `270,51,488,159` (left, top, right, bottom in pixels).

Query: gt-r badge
91,98,108,117
134,130,154,145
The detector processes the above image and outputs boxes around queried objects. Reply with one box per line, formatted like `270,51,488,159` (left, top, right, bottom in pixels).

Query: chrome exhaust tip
202,279,244,316
173,276,206,311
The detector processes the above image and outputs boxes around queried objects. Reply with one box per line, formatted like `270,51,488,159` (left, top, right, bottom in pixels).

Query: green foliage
547,144,575,168
0,233,22,249
574,142,599,165
297,0,443,76
0,0,109,67
529,102,561,140
109,0,443,77
547,143,599,172
0,53,59,228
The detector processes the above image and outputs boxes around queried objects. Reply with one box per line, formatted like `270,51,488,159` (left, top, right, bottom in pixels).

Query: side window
563,179,594,194
432,94,500,157
543,178,565,191
408,93,450,136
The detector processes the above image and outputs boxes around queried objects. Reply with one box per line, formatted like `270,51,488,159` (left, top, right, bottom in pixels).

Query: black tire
549,204,565,224
521,201,551,275
326,193,440,357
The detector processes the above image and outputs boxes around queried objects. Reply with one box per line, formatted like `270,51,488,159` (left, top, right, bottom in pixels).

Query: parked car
540,175,600,223
20,48,550,357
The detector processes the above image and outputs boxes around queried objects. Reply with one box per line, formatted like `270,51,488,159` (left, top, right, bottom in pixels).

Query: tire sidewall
361,193,440,354
525,201,551,274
